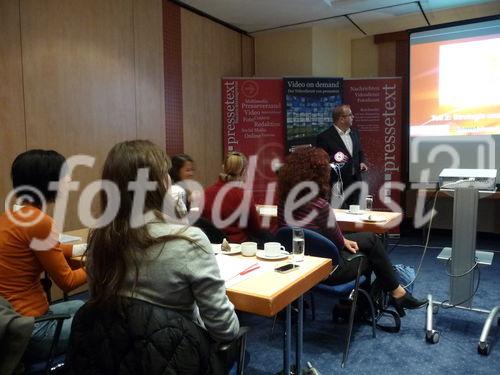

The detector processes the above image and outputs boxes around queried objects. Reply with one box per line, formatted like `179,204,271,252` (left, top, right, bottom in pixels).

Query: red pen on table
239,263,260,276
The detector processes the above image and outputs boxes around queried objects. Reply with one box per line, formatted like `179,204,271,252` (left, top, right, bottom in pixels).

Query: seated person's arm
317,203,345,250
169,185,188,217
60,242,73,257
34,247,87,293
185,231,240,342
60,242,87,258
29,216,87,292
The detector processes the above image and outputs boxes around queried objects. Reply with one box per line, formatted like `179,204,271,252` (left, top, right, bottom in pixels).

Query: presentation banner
284,77,343,152
343,78,402,212
222,78,284,204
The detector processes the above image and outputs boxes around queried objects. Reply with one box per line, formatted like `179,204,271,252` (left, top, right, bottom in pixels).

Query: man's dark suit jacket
316,126,365,196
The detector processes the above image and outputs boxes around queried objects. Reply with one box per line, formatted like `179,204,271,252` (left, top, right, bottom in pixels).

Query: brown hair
219,151,247,182
278,147,331,203
87,140,192,307
332,104,351,124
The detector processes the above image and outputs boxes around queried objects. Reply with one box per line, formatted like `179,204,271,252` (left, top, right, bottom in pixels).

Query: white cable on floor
401,188,440,290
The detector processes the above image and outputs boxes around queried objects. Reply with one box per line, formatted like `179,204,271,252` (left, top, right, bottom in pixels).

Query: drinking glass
365,194,373,211
292,227,305,263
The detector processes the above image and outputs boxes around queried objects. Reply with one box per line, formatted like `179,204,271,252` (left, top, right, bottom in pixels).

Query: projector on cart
438,168,497,191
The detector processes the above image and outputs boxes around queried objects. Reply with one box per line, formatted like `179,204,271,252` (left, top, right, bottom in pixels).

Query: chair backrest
275,226,340,264
0,296,35,375
66,297,214,375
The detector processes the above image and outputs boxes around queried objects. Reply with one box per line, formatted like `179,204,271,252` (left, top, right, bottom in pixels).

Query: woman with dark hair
202,151,271,245
87,140,239,342
170,154,195,184
0,149,87,361
168,154,195,218
277,147,427,315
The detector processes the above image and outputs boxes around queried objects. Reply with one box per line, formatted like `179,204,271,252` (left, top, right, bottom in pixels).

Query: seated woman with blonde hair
202,151,272,246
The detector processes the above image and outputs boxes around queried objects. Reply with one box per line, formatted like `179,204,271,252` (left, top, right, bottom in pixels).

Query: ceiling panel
351,2,427,35
308,15,355,30
254,14,353,34
177,0,500,34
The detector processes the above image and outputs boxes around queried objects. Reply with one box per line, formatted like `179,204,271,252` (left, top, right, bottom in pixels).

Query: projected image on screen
409,18,500,183
411,33,500,136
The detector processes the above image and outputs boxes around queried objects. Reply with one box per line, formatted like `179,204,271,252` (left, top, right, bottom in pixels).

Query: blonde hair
220,151,247,182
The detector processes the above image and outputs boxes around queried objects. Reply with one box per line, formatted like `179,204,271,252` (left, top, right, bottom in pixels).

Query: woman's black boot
391,293,428,317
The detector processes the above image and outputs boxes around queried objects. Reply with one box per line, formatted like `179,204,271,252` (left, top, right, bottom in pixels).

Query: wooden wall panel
241,35,255,77
21,0,164,229
134,0,165,146
181,9,242,186
255,28,313,77
351,36,378,78
0,0,26,212
377,42,396,77
21,0,137,148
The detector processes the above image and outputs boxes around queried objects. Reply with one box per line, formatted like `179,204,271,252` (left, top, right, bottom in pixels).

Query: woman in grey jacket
86,140,239,343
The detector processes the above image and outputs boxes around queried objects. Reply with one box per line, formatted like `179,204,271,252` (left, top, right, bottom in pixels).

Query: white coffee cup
264,242,285,257
349,204,360,213
241,242,257,257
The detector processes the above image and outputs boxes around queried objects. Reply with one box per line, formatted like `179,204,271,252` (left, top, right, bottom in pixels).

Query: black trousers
340,175,362,209
326,232,399,292
341,191,360,209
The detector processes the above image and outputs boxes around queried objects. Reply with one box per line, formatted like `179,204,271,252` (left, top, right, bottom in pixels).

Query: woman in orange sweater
0,150,87,362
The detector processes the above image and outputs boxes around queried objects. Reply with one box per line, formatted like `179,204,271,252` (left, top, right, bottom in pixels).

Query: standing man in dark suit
316,104,368,208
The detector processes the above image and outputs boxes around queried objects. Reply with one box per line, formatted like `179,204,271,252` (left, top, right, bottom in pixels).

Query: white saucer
212,243,241,255
346,210,364,215
256,250,289,260
361,215,386,223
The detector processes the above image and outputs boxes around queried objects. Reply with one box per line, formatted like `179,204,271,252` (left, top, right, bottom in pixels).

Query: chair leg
341,258,364,368
359,289,377,339
310,292,316,321
45,318,65,374
270,315,278,339
237,332,247,375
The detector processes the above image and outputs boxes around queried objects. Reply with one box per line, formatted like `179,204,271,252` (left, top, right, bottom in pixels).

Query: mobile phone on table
274,263,299,273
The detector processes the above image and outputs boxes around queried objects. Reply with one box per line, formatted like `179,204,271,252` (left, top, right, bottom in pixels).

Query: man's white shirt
334,125,353,156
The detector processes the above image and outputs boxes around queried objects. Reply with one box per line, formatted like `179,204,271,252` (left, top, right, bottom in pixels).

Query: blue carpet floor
239,232,500,374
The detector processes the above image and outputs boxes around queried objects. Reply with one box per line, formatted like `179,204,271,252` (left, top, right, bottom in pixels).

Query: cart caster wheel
478,342,490,356
432,305,439,315
426,331,440,344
